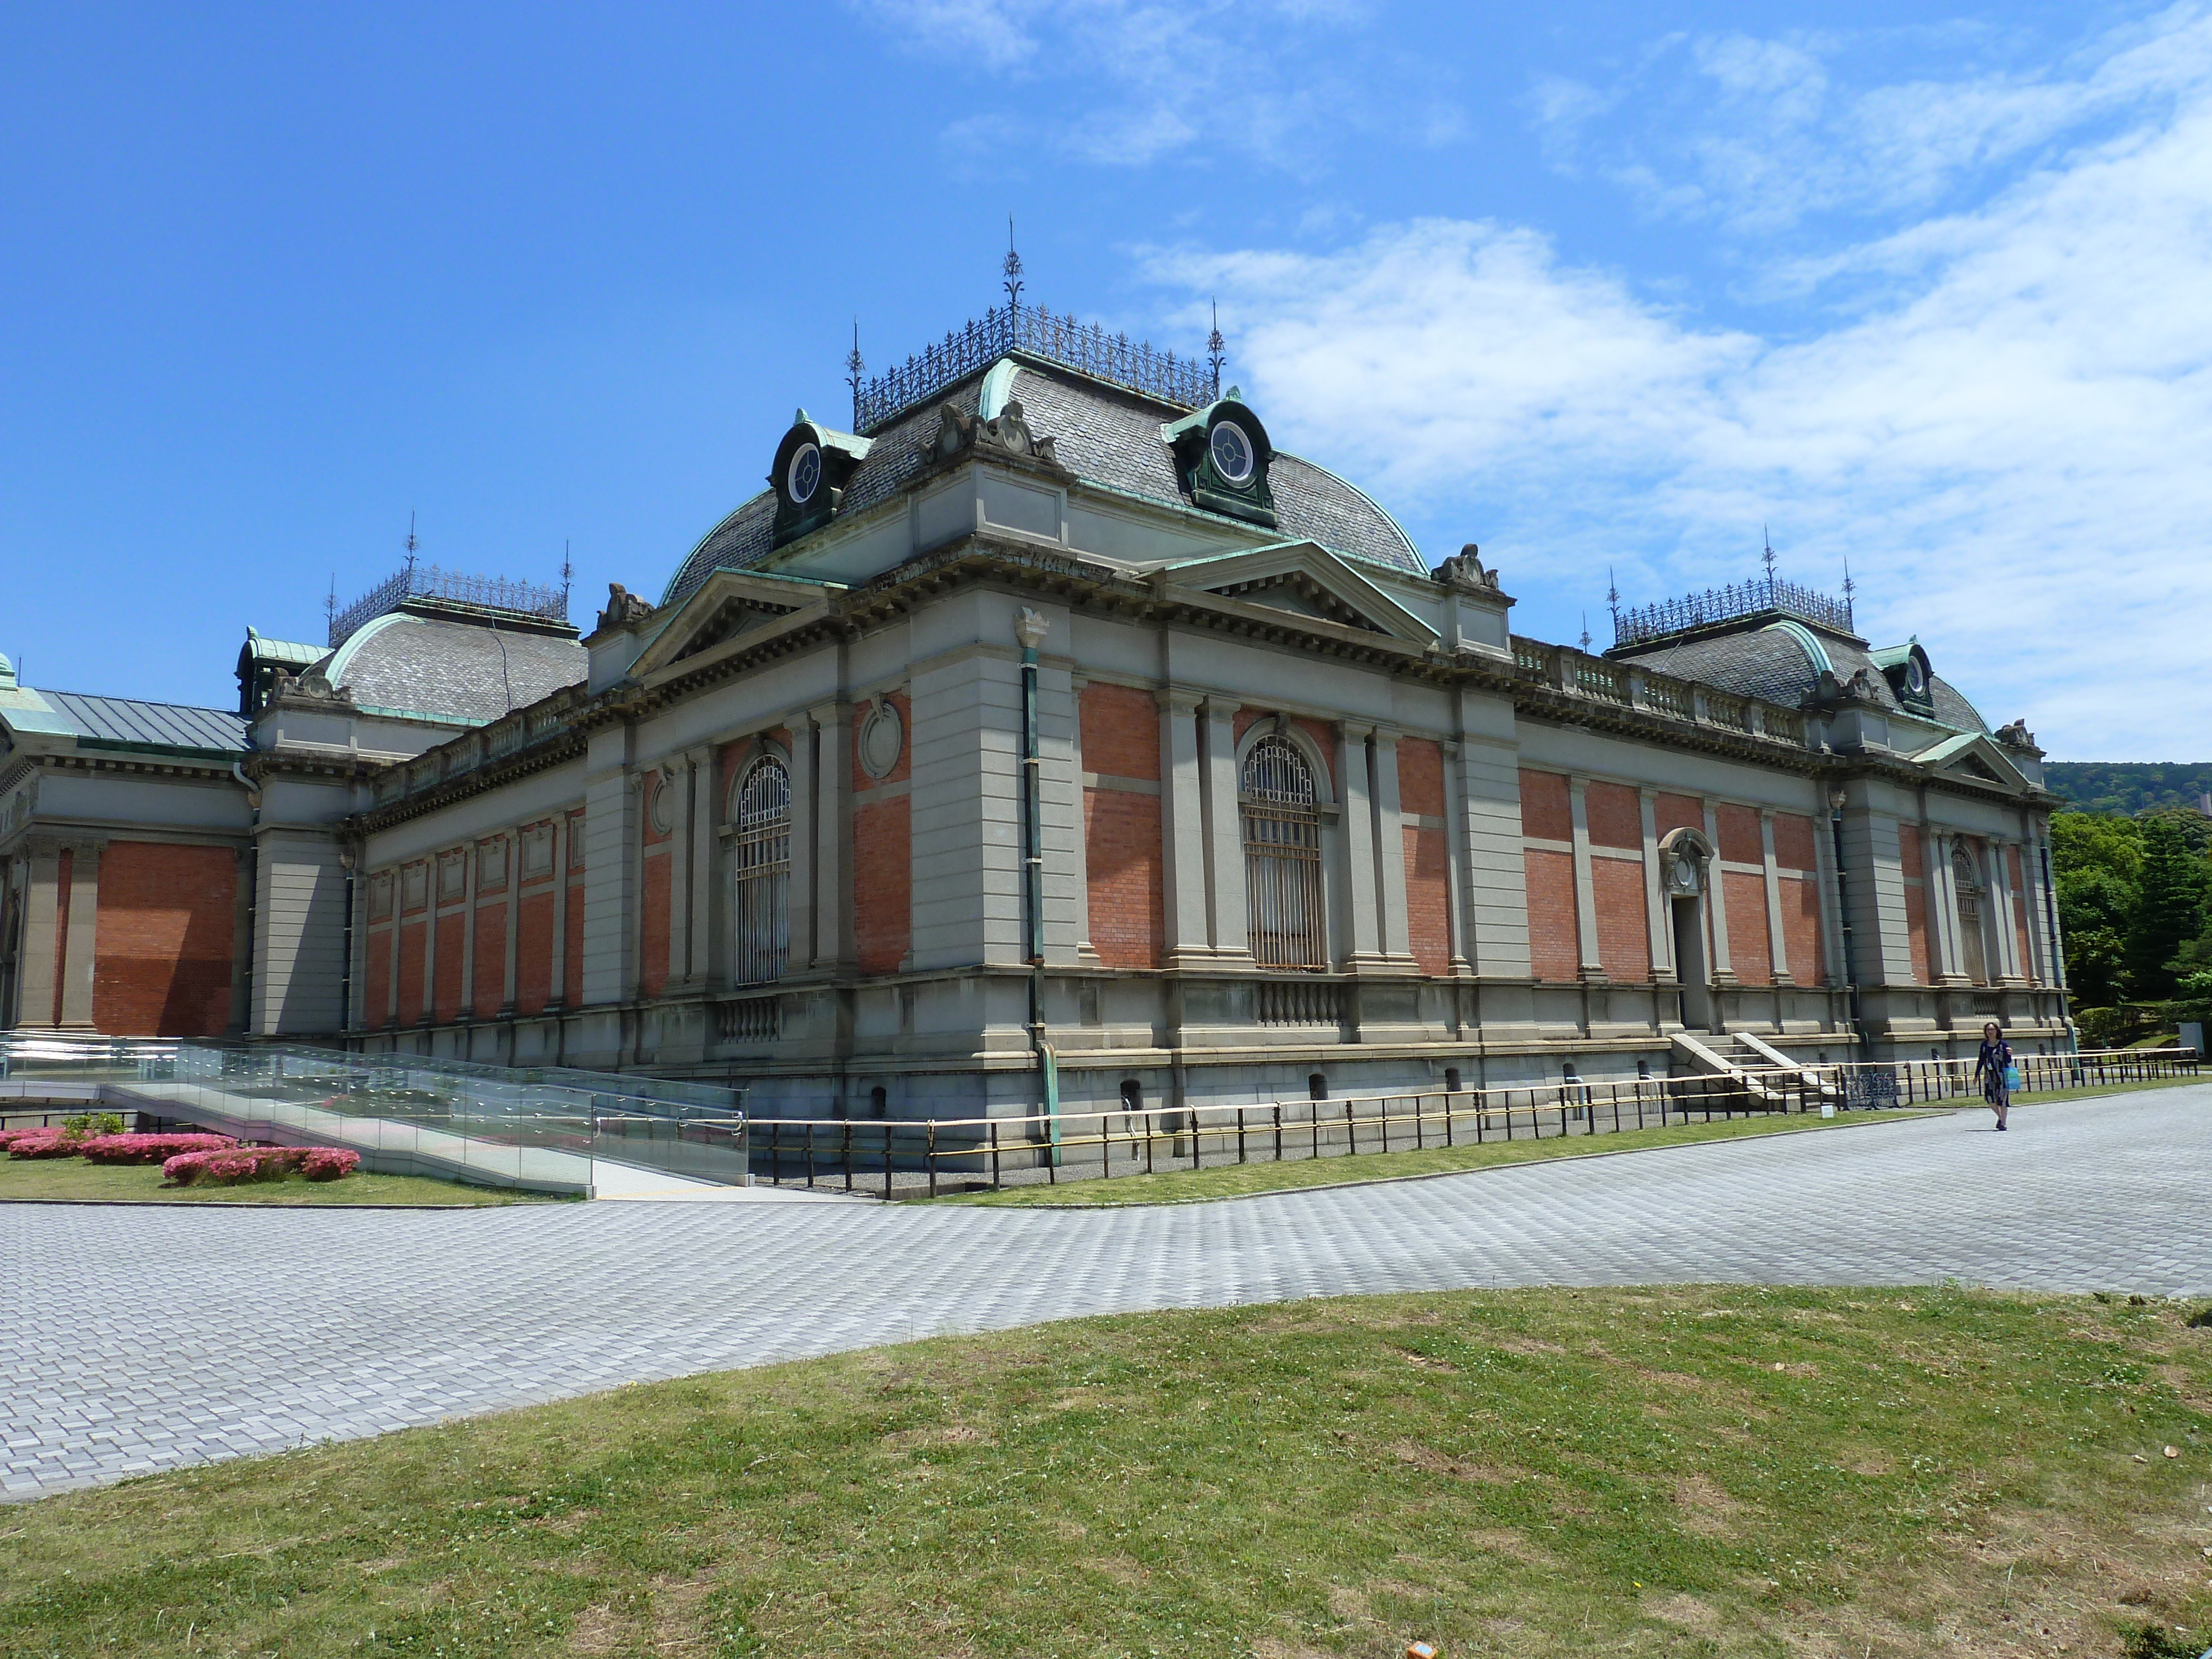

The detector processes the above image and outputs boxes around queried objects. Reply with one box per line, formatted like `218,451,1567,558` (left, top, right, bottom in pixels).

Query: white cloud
1156,41,2212,758
855,0,1450,171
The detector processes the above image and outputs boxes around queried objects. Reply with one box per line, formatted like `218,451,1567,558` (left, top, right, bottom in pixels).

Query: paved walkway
4,1091,2207,1501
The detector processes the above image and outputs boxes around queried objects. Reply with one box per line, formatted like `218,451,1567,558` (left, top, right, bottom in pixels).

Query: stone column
1452,700,1532,981
687,746,716,985
1370,726,1413,965
1568,776,1603,980
420,854,440,1023
1760,811,1793,986
14,842,61,1029
1809,801,1846,987
1987,839,2025,983
2020,823,2053,986
666,759,693,991
580,726,640,1008
783,717,817,977
546,817,570,1010
1640,789,1672,982
500,833,520,1015
1702,801,1735,982
459,838,479,1021
1335,722,1381,964
811,701,854,972
1198,695,1252,966
56,841,101,1029
1157,691,1210,968
1928,830,1970,985
1440,742,1473,974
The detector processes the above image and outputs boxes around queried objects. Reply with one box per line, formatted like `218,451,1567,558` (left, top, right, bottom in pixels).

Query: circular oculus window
859,701,904,780
1209,420,1255,484
1906,656,1928,693
787,442,822,505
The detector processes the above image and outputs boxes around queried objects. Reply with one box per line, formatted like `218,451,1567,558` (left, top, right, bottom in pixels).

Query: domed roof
661,358,1424,611
1618,620,1987,733
323,612,585,724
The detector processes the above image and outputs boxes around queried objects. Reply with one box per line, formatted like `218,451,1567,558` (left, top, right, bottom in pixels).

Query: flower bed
6,1131,77,1160
161,1145,362,1186
77,1133,237,1166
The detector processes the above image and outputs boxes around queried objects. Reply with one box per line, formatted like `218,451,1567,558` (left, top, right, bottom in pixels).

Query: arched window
1242,735,1326,969
731,755,791,984
1952,846,1989,985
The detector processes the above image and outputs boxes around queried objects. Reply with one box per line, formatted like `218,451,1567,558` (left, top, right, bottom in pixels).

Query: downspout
1827,787,1868,1057
1014,608,1059,1162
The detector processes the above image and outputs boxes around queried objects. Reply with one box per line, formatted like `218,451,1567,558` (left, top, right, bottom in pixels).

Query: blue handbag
2004,1063,2021,1091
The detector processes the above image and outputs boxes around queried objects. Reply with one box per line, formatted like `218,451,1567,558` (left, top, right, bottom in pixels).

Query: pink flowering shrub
162,1145,359,1186
77,1133,236,1166
0,1127,59,1149
300,1147,360,1182
8,1132,77,1160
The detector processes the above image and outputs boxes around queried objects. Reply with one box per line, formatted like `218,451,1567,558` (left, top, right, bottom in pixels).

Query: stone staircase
1671,1031,1839,1106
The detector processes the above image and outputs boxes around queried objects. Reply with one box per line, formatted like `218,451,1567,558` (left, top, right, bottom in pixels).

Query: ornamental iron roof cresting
1613,573,1854,649
853,304,1218,434
330,565,570,648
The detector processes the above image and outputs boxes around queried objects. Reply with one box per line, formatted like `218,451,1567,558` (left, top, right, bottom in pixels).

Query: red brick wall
1899,825,1931,985
472,899,507,1017
365,927,391,1026
639,850,671,999
91,841,237,1036
1404,824,1452,975
1783,875,1824,984
432,913,465,1024
1526,848,1579,981
399,920,426,1022
1584,781,1642,850
1592,856,1650,982
1519,769,1572,842
855,795,912,973
1087,685,1160,779
1396,738,1446,818
1653,793,1704,838
515,889,555,1014
1084,790,1163,968
1723,869,1772,985
1398,738,1451,976
1772,812,1818,871
1715,804,1762,865
1083,685,1165,969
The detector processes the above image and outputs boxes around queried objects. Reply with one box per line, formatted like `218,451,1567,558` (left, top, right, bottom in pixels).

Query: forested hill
2043,761,2212,815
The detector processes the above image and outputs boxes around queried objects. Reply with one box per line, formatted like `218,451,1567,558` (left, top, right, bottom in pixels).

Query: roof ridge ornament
1003,214,1024,313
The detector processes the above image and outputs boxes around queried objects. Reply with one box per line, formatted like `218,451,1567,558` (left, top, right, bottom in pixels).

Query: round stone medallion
859,701,903,780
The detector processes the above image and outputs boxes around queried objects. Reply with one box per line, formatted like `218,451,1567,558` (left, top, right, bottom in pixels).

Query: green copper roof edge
322,611,413,687
1762,620,1834,676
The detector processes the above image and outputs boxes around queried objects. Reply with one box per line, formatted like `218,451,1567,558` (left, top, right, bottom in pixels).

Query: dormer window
1162,389,1277,529
1209,420,1255,484
787,443,822,505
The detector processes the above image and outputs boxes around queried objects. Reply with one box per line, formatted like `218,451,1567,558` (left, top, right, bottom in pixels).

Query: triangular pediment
1161,541,1436,645
1914,730,2034,793
632,568,842,678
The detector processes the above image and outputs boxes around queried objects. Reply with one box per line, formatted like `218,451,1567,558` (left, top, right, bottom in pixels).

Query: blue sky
3,2,2206,758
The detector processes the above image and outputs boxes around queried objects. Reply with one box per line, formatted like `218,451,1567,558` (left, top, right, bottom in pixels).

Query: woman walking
1974,1021,2013,1130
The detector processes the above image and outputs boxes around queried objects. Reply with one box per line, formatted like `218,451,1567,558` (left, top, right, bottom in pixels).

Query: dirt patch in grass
3,1286,2209,1657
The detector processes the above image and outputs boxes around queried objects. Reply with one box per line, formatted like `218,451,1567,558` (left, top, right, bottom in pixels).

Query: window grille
731,758,791,985
1241,736,1326,969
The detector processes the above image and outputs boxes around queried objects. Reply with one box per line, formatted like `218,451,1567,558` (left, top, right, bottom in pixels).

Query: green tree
2050,811,2142,1005
2124,813,2210,999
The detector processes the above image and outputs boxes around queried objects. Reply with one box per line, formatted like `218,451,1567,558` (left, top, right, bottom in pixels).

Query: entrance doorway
1671,894,1714,1031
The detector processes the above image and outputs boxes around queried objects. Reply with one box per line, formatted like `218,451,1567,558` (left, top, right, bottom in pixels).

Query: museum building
0,295,2073,1118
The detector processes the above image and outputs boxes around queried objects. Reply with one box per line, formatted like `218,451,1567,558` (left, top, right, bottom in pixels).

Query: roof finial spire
404,510,420,583
1002,213,1024,312
1579,611,1592,654
1762,523,1776,585
1841,553,1856,624
325,574,336,635
845,319,865,429
1206,299,1226,398
561,540,573,615
1606,565,1620,634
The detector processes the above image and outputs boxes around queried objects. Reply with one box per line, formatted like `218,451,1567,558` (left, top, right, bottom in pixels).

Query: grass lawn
3,1285,2207,1657
0,1154,562,1207
940,1076,2204,1208
940,1107,1931,1208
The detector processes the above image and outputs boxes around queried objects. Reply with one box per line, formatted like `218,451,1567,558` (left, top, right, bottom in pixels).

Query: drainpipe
2039,836,2080,1070
1827,787,1868,1060
1013,607,1060,1162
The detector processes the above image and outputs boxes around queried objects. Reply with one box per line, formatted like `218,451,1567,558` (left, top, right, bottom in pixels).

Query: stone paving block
2,1093,2209,1501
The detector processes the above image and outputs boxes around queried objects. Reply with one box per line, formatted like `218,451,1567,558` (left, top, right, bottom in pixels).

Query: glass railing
1,1036,750,1196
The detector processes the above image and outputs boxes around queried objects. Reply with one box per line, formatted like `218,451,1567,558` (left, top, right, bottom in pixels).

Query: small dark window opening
1636,1058,1651,1080
1444,1067,1462,1094
869,1086,888,1119
1308,1073,1328,1102
1119,1079,1144,1158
